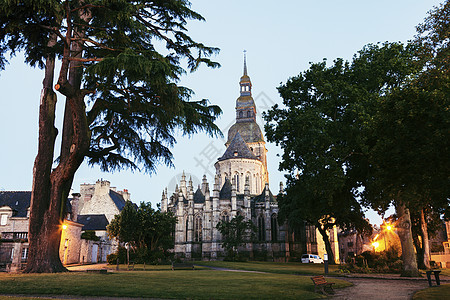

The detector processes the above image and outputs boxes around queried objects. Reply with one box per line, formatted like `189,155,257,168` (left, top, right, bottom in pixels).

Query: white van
301,254,324,264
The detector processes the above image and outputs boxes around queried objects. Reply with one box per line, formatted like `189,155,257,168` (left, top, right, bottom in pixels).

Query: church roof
219,132,258,161
77,214,109,231
253,185,276,203
194,188,205,203
227,121,264,144
219,178,232,199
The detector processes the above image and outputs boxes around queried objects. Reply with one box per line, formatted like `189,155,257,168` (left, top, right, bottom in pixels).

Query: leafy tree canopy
108,201,176,262
216,215,255,260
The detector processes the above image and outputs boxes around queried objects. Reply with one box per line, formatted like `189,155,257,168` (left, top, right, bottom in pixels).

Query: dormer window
0,214,7,226
234,151,238,157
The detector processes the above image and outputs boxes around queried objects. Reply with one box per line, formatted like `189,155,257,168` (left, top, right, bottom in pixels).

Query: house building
161,58,340,262
0,180,129,271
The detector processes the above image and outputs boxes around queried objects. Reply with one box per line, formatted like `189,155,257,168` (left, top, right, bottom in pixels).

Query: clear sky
0,0,443,225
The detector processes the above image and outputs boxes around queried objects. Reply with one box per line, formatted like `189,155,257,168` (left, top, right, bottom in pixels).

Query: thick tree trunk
395,202,420,277
26,4,92,272
420,209,431,269
412,232,425,269
25,33,67,273
317,224,336,265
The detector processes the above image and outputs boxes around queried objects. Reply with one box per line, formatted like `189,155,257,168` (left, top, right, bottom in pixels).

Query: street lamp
372,241,379,251
383,223,393,251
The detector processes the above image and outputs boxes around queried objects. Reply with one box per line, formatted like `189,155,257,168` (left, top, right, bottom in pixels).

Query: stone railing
1,232,28,241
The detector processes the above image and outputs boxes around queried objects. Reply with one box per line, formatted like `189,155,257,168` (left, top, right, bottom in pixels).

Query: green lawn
0,270,351,299
192,260,341,275
413,284,450,300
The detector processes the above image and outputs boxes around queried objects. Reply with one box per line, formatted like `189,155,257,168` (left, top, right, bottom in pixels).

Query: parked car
301,254,324,264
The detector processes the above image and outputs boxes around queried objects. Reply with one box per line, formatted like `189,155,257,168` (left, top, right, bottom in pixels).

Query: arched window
247,110,251,118
245,174,250,190
239,111,243,118
194,215,202,242
185,218,189,242
258,216,265,241
234,173,239,192
221,211,230,222
271,214,278,242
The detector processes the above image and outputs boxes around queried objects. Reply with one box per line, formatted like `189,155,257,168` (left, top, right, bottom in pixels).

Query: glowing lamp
372,241,379,249
386,225,392,231
62,224,68,230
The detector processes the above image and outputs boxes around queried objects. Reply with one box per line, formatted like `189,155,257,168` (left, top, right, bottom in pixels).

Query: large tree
365,0,449,271
0,0,221,272
265,42,424,270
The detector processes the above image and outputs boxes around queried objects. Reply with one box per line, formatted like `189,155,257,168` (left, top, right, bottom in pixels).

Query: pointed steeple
239,51,252,97
243,50,248,76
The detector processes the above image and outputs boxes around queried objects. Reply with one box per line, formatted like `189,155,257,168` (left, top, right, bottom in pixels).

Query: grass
192,260,341,275
0,269,351,299
413,284,450,299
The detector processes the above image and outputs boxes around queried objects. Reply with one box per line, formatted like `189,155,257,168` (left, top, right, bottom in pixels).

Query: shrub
340,249,402,274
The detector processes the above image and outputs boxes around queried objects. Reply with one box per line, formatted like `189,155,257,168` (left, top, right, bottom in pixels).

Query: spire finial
243,50,247,76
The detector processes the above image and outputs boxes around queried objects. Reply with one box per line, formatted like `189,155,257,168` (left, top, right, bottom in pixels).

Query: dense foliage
216,215,256,261
265,1,449,275
107,201,177,263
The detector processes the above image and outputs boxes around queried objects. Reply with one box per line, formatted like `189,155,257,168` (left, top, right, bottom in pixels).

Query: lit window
0,214,7,226
21,248,28,260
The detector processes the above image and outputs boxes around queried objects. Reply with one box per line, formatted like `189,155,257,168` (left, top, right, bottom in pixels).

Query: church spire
243,50,248,76
239,51,252,97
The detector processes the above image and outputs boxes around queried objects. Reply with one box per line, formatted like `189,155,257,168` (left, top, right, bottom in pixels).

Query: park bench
171,262,195,270
311,275,335,295
425,270,441,286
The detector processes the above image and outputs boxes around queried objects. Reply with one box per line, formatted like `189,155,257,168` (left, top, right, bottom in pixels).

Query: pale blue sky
0,0,442,225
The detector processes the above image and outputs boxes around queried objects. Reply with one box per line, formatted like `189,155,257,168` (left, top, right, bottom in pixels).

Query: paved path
332,277,432,300
66,263,108,272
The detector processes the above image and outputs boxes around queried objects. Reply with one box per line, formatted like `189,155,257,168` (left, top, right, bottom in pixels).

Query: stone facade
161,59,340,262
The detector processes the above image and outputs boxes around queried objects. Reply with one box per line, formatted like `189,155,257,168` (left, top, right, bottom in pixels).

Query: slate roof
77,214,109,231
227,121,264,144
0,191,72,217
109,190,126,211
219,178,232,199
194,188,205,203
219,132,258,161
0,191,31,217
253,186,276,203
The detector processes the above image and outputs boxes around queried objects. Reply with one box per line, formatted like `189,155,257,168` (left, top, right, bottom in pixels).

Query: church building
161,57,339,262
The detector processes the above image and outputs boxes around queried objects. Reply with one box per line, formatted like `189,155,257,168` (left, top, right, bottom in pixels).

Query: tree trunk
420,209,431,269
317,224,335,264
25,33,67,273
26,4,92,272
395,202,420,277
412,232,425,269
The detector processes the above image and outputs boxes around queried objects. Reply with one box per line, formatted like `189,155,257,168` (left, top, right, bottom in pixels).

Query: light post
383,223,393,252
